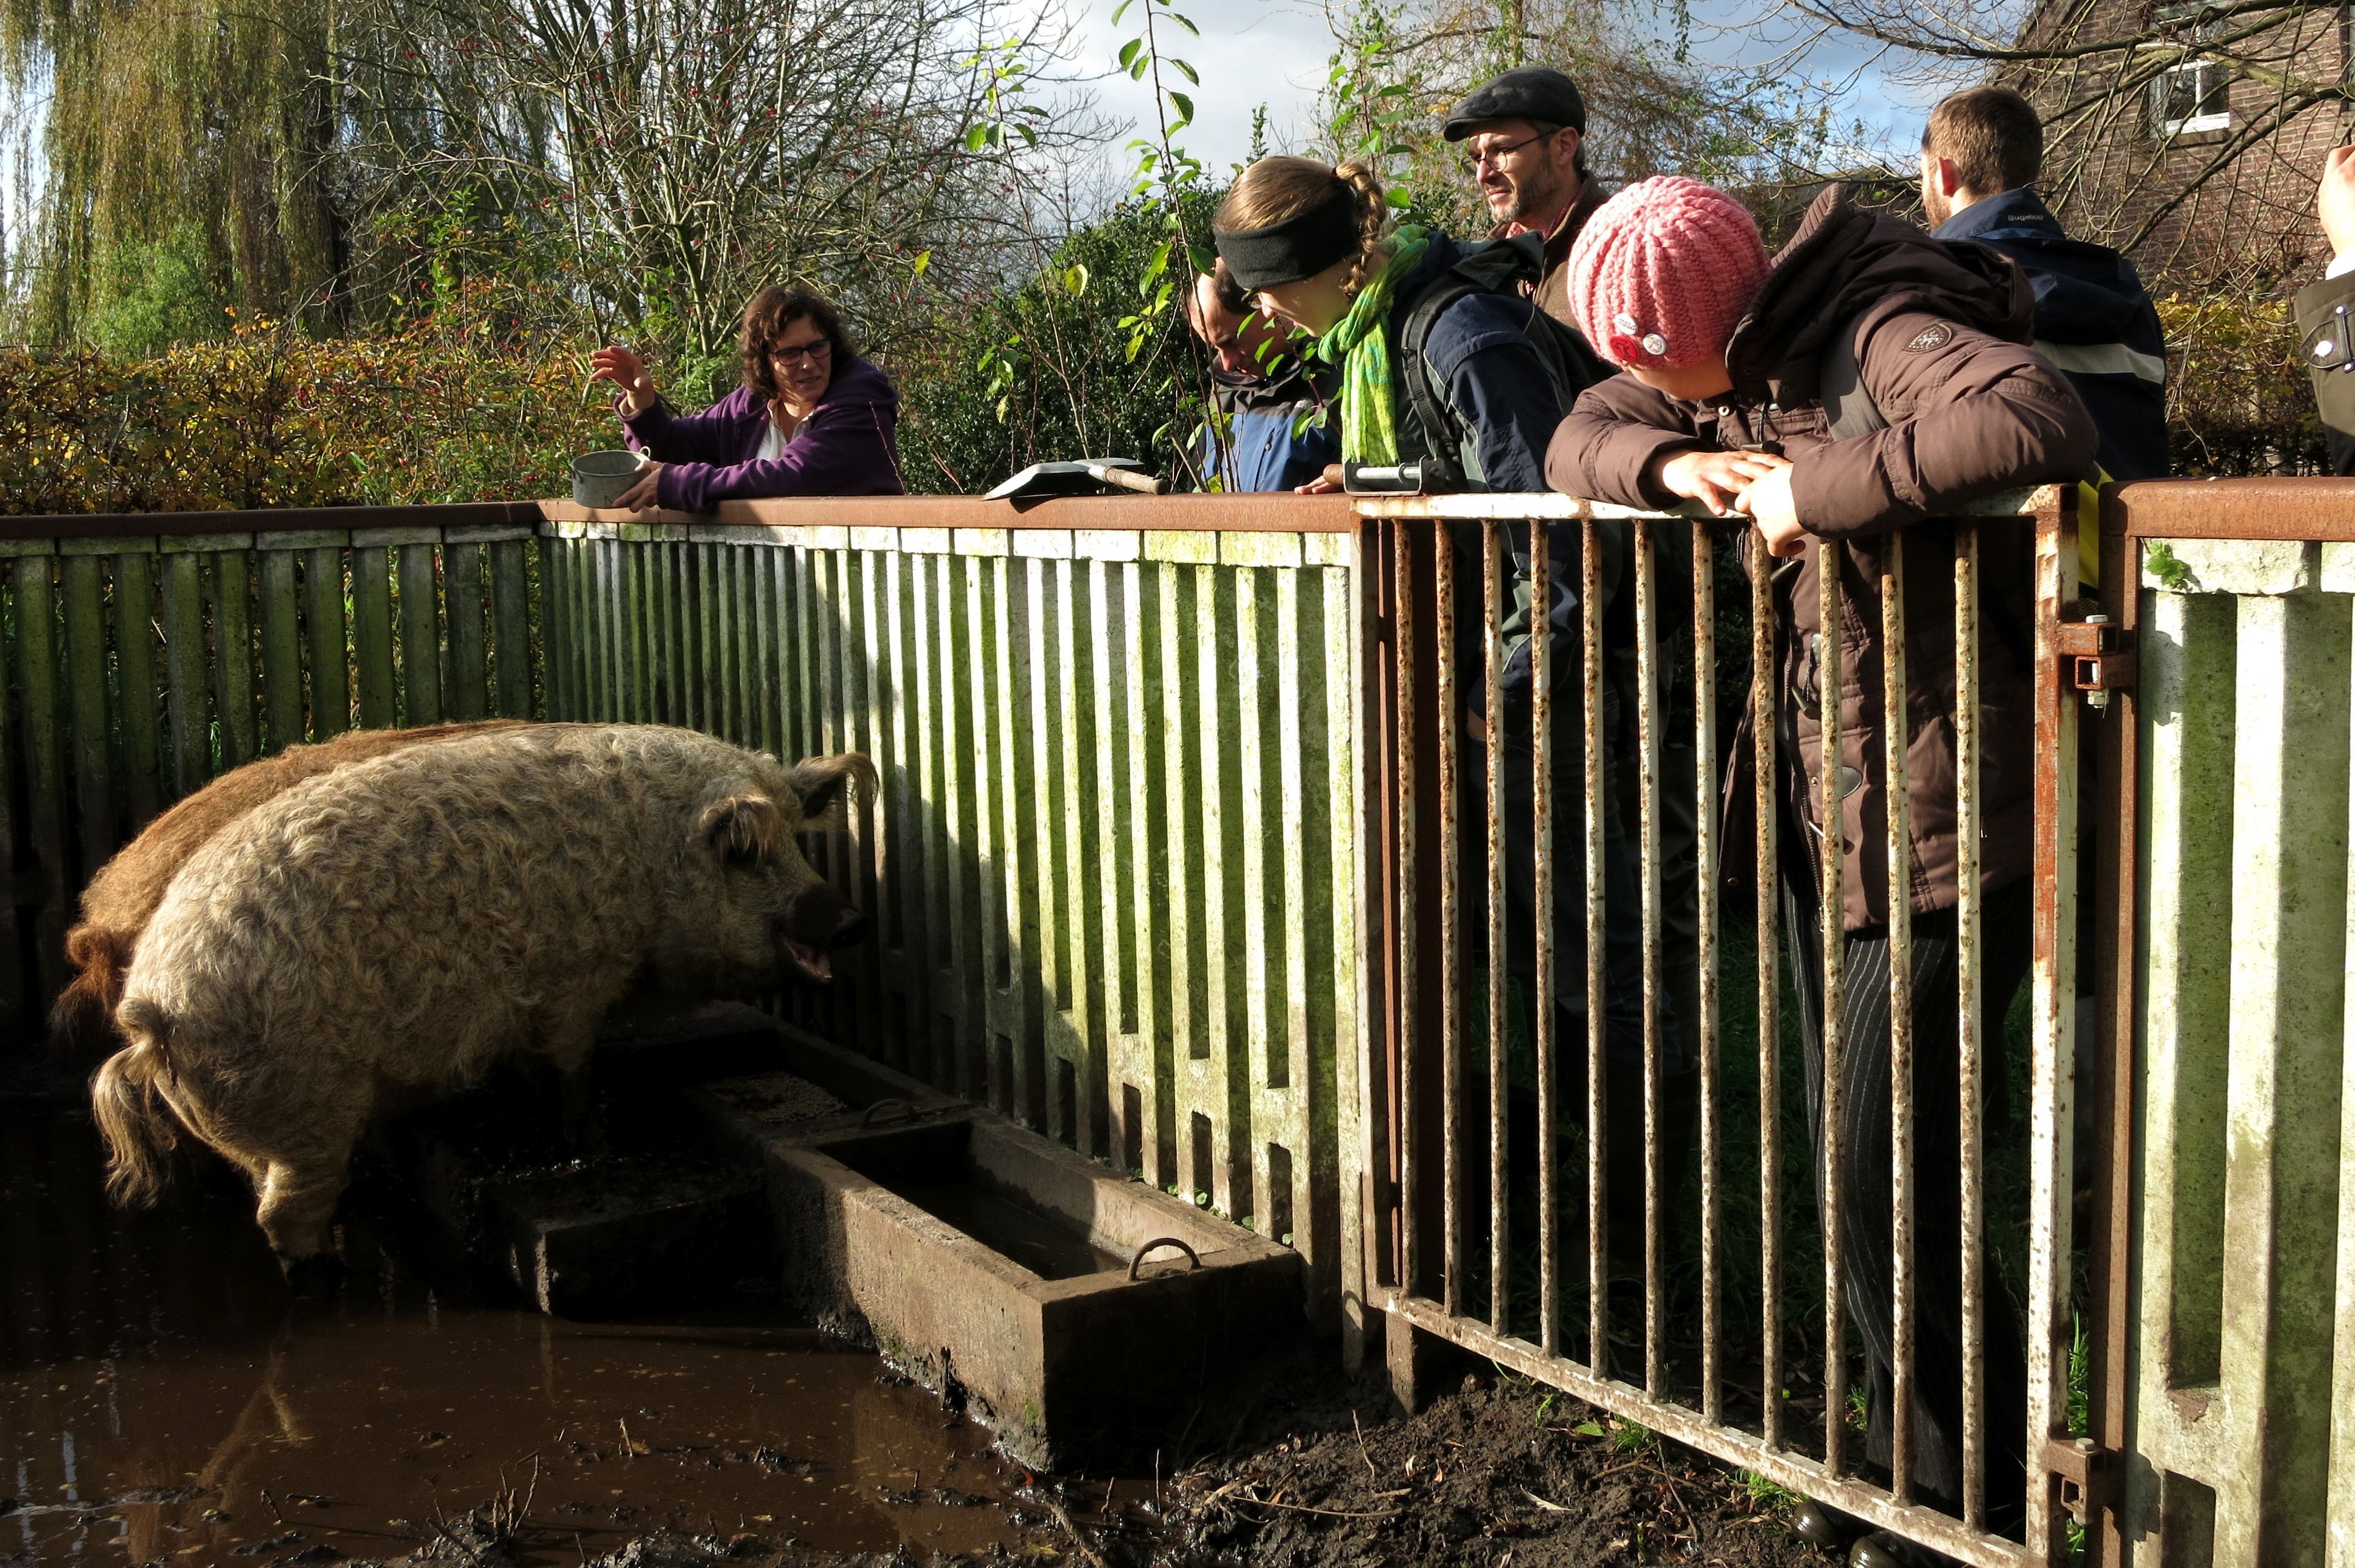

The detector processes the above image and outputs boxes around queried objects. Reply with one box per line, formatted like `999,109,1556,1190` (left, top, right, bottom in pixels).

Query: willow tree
337,0,1093,364
1,0,350,341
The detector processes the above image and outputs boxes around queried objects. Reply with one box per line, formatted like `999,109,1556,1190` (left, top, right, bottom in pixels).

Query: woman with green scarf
1210,156,1564,495
1216,154,1673,1281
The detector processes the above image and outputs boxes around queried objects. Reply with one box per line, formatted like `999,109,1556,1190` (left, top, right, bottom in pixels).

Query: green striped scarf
1316,225,1432,466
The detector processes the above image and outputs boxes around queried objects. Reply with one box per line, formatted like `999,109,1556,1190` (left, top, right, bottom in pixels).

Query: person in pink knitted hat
1553,177,2098,1568
1564,175,1793,525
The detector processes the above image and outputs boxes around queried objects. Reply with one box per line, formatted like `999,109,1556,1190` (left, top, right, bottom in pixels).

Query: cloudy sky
1063,0,1949,181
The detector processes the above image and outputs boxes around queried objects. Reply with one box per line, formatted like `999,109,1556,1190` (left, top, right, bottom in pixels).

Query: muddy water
0,1108,1034,1566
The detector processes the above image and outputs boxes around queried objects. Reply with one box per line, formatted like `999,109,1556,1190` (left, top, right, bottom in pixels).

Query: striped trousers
1783,877,2034,1529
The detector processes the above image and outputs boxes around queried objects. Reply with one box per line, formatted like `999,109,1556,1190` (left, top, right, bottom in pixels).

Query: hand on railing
1651,448,1787,519
614,460,665,512
1734,463,1804,557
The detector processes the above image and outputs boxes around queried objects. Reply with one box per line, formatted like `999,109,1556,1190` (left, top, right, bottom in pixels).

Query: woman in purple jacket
589,286,905,510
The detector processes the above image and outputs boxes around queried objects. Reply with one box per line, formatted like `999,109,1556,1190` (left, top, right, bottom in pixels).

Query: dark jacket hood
1727,185,2032,400
1933,187,2162,351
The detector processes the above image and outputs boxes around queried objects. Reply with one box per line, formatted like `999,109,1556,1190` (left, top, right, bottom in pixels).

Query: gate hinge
2057,616,2135,709
2043,1436,2119,1523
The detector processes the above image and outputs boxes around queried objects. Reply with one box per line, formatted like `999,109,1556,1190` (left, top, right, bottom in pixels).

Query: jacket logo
1905,323,1953,353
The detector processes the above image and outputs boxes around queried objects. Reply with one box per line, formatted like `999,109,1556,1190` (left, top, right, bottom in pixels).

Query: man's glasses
1461,128,1556,175
771,340,831,365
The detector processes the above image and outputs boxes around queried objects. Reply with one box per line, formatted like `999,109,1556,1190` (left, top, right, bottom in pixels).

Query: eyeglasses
771,338,831,365
1461,128,1557,175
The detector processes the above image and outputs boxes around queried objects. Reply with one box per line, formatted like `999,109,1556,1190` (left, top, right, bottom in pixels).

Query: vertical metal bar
1437,524,1462,1318
1819,537,1848,1478
2026,499,2079,1563
1395,520,1422,1299
1533,522,1558,1357
1693,523,1722,1424
2088,493,2139,1568
1883,533,1915,1505
1584,519,1607,1373
1636,519,1664,1397
1485,519,1509,1332
1754,527,1783,1452
1955,524,1986,1528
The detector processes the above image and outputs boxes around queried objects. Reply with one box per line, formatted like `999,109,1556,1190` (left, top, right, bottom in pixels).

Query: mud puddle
0,1108,1053,1567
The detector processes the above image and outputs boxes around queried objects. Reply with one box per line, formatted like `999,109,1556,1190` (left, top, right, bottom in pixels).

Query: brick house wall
2017,0,2349,286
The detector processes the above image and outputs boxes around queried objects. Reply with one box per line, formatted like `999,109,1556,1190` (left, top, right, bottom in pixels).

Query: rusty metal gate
1356,489,2111,1568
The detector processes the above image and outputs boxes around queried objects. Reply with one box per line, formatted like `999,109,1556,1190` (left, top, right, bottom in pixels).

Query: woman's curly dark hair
739,287,857,402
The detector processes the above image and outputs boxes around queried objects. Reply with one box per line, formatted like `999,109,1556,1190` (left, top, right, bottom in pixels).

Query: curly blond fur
98,723,872,1264
54,722,531,1061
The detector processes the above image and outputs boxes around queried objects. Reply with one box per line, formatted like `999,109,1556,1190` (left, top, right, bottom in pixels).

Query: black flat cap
1443,67,1587,141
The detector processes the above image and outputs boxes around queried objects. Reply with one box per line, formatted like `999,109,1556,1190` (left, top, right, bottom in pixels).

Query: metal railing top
1,484,2082,543
59,476,2355,542
2103,476,2355,540
540,492,1362,533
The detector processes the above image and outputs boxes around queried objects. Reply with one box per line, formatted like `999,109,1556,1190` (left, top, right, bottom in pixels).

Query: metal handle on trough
861,1098,917,1128
1127,1237,1202,1280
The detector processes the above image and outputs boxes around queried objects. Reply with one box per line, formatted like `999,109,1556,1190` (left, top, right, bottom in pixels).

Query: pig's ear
698,792,782,866
788,753,878,830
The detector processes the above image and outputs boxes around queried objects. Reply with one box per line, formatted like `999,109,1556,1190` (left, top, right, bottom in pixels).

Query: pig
53,721,533,1061
90,722,875,1286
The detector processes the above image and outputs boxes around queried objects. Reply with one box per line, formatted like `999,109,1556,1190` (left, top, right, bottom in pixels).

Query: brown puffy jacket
1546,186,2097,930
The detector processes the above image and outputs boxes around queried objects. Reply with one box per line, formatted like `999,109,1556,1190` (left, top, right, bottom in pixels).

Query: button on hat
1443,67,1587,142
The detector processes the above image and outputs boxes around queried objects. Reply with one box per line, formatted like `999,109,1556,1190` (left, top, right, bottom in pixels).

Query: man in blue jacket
1185,261,1340,492
1922,86,2170,480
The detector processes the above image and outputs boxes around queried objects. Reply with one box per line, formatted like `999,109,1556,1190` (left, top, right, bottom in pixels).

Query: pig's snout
779,883,863,983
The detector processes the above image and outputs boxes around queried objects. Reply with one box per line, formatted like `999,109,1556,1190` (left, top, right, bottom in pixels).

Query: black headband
1213,185,1361,293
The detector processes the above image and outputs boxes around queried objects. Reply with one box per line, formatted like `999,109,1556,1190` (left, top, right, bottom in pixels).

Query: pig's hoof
277,1252,346,1298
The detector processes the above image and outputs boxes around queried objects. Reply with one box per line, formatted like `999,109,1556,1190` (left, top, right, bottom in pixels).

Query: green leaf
1166,9,1200,34
963,124,989,153
1129,54,1150,80
1573,1421,1606,1437
911,250,931,277
1117,37,1140,70
1171,58,1198,85
1063,263,1090,296
1169,90,1195,124
1110,0,1133,21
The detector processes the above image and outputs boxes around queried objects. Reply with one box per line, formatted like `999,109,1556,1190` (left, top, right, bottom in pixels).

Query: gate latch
2044,1436,2119,1524
2057,614,2135,710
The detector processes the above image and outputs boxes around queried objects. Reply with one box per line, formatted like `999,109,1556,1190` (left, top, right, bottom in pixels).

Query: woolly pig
92,722,875,1281
54,720,532,1061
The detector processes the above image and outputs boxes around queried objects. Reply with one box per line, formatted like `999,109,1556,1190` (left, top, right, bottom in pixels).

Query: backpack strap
1817,308,1888,442
1398,277,1480,489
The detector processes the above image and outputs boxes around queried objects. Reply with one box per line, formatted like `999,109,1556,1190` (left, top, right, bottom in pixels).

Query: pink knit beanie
1567,175,1770,373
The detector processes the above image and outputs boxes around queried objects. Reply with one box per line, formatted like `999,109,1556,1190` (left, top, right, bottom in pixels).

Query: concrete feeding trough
737,1108,1305,1469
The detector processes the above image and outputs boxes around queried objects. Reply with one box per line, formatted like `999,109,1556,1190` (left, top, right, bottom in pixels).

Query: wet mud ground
2,1099,1836,1568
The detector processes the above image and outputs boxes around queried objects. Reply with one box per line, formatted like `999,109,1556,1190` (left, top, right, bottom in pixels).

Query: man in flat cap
1445,65,1608,329
1452,66,1701,1264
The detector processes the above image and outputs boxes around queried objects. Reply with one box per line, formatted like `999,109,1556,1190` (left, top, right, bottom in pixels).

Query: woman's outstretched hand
590,346,656,416
616,461,665,511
